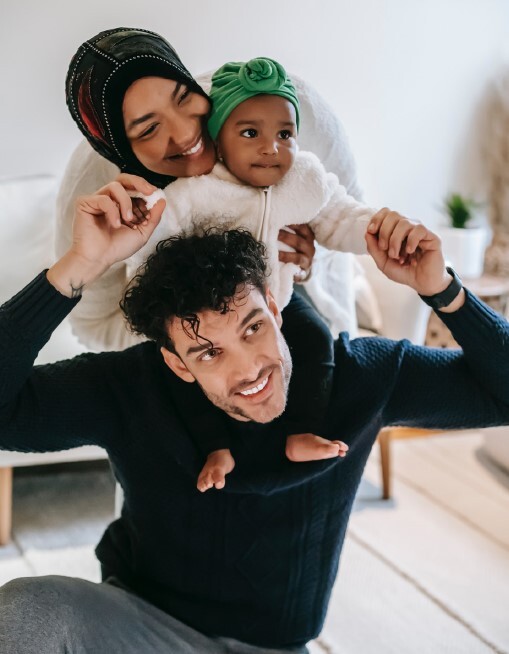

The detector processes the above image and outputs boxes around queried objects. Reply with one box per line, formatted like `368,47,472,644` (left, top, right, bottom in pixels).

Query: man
0,182,508,654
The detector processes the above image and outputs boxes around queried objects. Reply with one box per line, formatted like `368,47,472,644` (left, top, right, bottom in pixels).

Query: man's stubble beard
198,334,293,422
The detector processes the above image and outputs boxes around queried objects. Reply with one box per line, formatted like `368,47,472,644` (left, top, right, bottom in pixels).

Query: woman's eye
240,128,257,138
279,130,292,140
178,88,190,104
139,124,158,139
201,348,219,361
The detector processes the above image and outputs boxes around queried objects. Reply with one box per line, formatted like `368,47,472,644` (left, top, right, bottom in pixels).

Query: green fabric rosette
207,57,300,140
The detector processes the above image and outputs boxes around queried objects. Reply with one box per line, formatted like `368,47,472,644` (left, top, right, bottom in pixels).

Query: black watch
419,267,463,310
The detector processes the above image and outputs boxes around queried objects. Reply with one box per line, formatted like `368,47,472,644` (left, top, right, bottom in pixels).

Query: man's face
216,95,298,187
162,288,292,423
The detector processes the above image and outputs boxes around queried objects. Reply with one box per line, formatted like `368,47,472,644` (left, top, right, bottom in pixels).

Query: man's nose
233,354,263,391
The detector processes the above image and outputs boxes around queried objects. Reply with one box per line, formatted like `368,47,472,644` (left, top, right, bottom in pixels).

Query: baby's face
216,95,298,187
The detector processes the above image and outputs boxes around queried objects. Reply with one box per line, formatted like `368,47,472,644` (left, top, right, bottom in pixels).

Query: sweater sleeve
382,290,509,429
0,273,121,452
55,140,145,352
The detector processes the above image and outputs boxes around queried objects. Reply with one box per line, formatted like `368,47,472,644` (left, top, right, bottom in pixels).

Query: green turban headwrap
207,57,300,140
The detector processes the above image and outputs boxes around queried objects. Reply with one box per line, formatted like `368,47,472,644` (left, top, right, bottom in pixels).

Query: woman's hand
278,223,316,283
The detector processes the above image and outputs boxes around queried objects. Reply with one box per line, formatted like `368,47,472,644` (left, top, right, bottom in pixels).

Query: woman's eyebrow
126,84,183,133
126,113,156,132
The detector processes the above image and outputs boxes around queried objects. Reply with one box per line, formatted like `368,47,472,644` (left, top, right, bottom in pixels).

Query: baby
130,58,407,492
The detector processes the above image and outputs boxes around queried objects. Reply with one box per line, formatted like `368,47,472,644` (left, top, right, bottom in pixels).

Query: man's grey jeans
0,575,309,654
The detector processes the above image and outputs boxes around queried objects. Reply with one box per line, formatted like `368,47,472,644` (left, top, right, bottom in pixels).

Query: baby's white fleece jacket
129,150,374,308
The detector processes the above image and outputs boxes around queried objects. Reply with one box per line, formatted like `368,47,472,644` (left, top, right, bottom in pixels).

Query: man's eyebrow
186,342,212,356
238,308,263,332
126,84,183,133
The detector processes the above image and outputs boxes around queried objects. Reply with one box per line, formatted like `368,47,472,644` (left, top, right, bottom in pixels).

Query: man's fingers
116,173,156,195
96,181,138,226
365,231,388,270
367,208,391,235
406,225,436,253
77,194,122,228
387,221,414,258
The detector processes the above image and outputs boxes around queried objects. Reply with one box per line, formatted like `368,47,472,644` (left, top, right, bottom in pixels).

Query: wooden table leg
378,430,392,500
0,467,13,545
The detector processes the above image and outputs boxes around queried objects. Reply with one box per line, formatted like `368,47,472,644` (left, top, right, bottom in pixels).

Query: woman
57,27,362,352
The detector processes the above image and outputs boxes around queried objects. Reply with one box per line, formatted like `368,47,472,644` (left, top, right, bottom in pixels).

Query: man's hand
365,208,456,299
47,178,165,298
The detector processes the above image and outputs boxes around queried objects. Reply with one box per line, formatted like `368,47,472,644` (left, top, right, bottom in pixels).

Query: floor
1,430,508,654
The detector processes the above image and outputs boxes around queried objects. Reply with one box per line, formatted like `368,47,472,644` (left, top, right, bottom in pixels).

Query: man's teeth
181,139,202,156
240,376,269,396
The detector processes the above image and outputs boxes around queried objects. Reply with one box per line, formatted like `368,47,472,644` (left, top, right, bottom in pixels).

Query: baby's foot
285,433,349,462
197,449,235,493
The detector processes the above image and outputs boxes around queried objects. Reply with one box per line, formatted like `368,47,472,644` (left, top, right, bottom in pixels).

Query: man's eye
139,124,158,139
279,130,292,140
201,348,219,361
240,128,257,138
246,321,263,336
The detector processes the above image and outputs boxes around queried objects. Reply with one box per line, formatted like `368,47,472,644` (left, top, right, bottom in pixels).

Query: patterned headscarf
208,57,300,140
65,27,209,188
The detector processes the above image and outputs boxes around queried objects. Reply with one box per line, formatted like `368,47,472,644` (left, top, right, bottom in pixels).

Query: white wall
2,0,509,226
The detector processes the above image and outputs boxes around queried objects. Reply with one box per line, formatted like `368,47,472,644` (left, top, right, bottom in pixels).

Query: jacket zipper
256,187,271,242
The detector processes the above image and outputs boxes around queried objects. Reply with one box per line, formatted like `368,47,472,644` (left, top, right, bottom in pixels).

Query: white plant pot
438,227,488,279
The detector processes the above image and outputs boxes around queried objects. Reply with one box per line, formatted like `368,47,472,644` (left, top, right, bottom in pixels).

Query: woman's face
123,76,217,178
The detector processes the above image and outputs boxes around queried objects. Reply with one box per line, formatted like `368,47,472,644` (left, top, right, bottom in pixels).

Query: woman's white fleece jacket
129,151,374,309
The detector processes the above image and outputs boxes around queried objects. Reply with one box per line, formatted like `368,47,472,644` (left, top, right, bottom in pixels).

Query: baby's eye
240,128,258,138
201,348,220,361
279,129,293,140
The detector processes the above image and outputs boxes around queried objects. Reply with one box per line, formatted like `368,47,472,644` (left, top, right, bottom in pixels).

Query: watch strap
419,267,463,310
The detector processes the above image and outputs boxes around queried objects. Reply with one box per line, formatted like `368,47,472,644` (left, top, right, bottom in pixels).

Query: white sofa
0,175,107,545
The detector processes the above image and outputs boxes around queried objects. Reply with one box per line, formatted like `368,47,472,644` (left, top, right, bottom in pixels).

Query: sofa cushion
0,175,86,363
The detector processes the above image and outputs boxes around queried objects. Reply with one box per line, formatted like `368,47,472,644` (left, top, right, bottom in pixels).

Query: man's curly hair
121,228,268,352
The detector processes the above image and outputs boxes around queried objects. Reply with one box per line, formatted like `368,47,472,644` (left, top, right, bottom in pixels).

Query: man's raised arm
365,210,509,429
48,176,165,298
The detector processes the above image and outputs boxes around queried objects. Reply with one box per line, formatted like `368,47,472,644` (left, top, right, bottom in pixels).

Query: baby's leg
197,449,236,493
281,292,335,436
171,379,235,490
286,433,348,462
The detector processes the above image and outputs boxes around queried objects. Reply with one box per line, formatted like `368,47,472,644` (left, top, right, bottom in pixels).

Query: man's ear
266,289,283,328
160,347,196,383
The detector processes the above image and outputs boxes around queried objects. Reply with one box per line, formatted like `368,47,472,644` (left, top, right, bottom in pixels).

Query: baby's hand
367,208,423,264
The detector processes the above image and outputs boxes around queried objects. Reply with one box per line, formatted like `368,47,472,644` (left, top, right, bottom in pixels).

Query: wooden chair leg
378,430,392,500
0,467,13,545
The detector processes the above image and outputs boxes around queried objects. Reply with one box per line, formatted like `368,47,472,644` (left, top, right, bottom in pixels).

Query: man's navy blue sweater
1,272,508,649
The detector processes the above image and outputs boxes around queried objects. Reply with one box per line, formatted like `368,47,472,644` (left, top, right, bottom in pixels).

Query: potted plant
439,193,488,278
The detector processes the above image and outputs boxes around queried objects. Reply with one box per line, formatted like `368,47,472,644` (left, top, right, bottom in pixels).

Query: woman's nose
166,113,197,151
